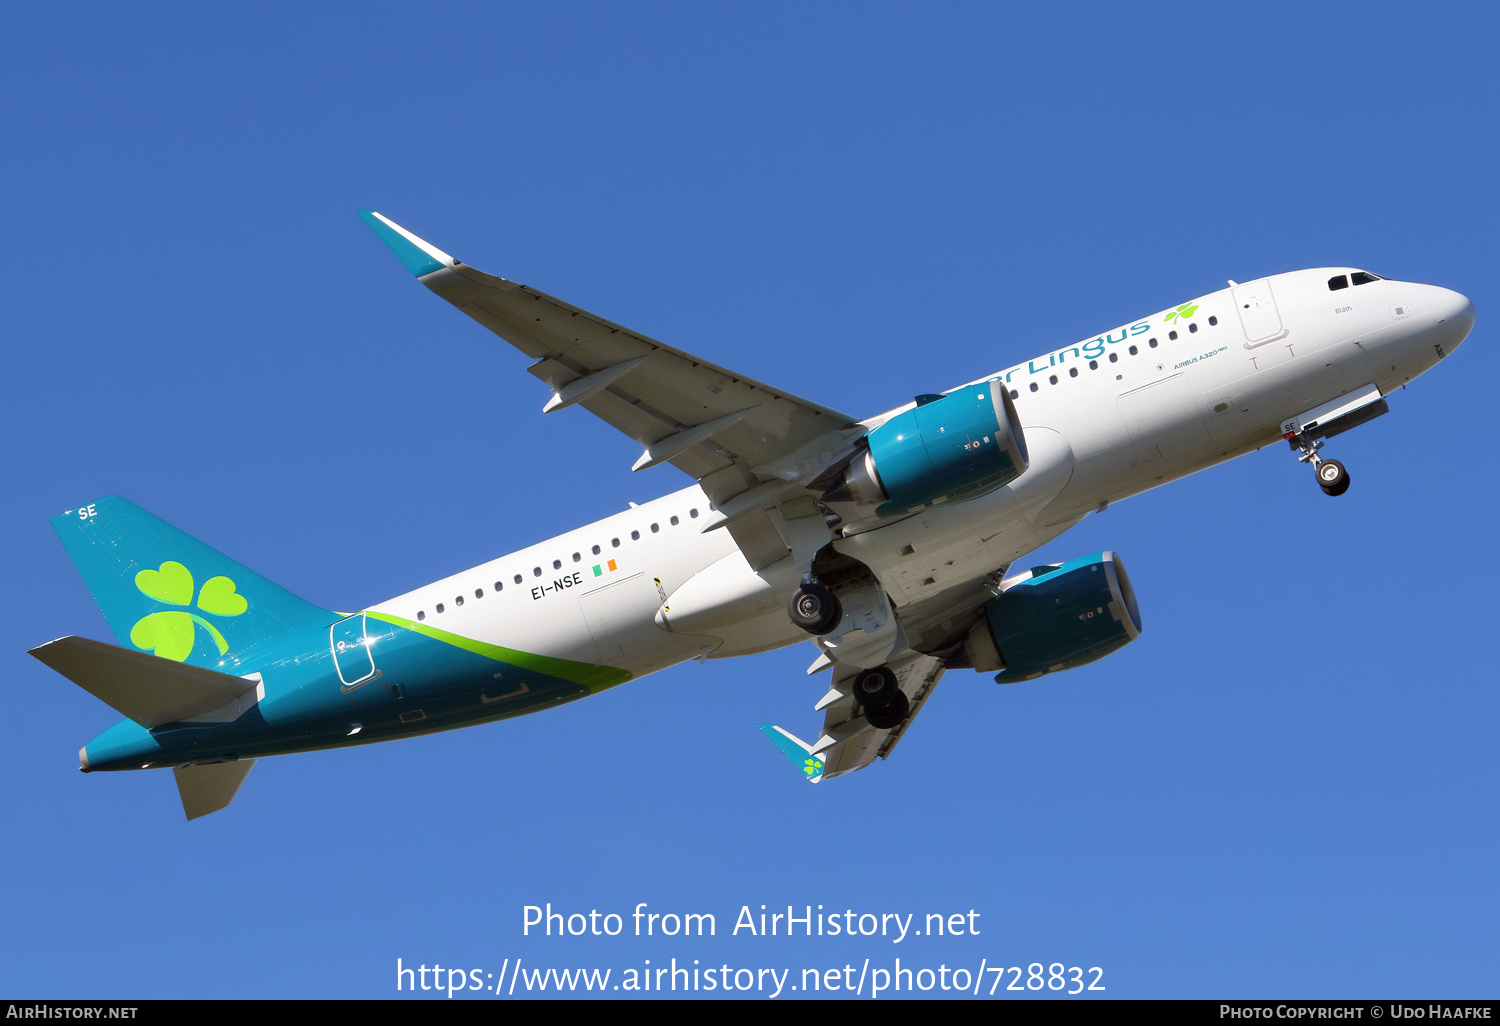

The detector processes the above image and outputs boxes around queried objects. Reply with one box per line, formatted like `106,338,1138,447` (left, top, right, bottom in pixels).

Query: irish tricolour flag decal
592,559,619,577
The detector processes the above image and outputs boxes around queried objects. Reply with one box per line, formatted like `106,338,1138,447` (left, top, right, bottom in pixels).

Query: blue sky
2,1,1495,999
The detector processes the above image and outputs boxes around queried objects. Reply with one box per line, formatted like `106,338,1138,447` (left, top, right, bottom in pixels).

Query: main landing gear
788,579,842,636
1288,431,1351,497
850,665,910,729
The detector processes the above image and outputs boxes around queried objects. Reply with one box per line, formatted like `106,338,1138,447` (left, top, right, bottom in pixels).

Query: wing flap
819,652,945,779
762,649,946,783
361,213,860,481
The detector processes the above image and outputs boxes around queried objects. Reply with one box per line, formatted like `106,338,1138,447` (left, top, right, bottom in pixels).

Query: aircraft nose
1430,285,1475,345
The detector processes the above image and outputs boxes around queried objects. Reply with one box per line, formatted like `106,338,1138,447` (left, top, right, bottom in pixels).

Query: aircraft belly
579,571,712,675
704,608,808,659
1222,353,1347,438
1117,373,1212,460
838,426,1076,607
462,597,602,666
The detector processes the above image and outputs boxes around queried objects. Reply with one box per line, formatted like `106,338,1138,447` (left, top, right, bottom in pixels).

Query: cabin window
475,588,483,598
1328,275,1350,291
1068,367,1078,378
417,610,425,621
1148,338,1158,348
612,537,621,548
1352,271,1382,285
1029,382,1039,392
650,523,660,533
1108,353,1118,364
1128,345,1138,356
1208,315,1218,325
436,603,445,614
1188,322,1198,333
1048,374,1057,384
494,581,503,592
592,544,601,555
1010,389,1019,399
670,515,679,526
689,508,699,518
1089,360,1098,370
514,574,523,584
455,595,464,606
1169,330,1178,341
552,559,562,570
533,567,542,577
572,552,581,562
631,530,640,541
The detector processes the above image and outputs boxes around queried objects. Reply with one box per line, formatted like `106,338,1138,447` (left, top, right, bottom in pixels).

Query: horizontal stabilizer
174,760,256,820
30,636,258,728
758,723,825,783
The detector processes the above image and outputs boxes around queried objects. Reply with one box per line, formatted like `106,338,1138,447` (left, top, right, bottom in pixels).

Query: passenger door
1232,279,1286,345
329,613,376,687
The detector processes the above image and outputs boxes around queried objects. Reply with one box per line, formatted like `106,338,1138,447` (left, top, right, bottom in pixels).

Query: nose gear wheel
1316,459,1350,495
1287,430,1352,497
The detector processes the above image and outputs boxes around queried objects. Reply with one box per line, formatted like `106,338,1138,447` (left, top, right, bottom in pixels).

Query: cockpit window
1351,271,1383,285
1328,275,1349,291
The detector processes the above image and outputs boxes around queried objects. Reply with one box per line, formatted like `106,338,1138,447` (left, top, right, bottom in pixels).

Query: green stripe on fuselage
365,611,630,692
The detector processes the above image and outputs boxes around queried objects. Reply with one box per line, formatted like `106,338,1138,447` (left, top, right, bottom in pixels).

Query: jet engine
962,551,1142,682
823,380,1028,516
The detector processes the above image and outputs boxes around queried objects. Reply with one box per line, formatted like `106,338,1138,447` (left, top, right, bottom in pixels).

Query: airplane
30,211,1476,818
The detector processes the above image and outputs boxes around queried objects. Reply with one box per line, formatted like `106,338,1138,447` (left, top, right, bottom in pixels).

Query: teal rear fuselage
83,615,628,770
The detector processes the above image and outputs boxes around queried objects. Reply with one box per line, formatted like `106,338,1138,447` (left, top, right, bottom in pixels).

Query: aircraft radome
31,212,1476,818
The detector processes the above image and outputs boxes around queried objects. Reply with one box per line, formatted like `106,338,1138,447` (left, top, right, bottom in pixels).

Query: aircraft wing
361,212,867,568
761,649,946,782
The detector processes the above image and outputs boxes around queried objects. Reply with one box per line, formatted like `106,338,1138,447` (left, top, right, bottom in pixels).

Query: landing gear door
330,613,376,687
1232,279,1285,345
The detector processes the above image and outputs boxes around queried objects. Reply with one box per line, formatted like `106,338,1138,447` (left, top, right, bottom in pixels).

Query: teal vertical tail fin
50,496,335,670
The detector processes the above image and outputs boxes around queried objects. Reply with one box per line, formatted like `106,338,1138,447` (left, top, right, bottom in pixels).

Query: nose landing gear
1288,431,1351,496
1315,459,1350,495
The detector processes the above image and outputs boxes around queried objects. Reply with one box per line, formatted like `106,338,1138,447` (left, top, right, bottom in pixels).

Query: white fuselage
369,269,1474,680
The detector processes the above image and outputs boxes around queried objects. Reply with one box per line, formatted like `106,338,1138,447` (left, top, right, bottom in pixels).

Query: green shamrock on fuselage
129,561,248,662
1163,302,1199,324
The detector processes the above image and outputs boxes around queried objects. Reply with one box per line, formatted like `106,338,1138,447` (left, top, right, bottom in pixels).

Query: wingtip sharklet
358,210,455,278
758,723,825,783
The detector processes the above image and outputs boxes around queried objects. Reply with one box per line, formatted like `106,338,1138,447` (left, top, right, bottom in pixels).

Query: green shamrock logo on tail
129,561,247,661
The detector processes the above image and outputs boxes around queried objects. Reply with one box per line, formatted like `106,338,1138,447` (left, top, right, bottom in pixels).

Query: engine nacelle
824,379,1028,516
963,551,1142,682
